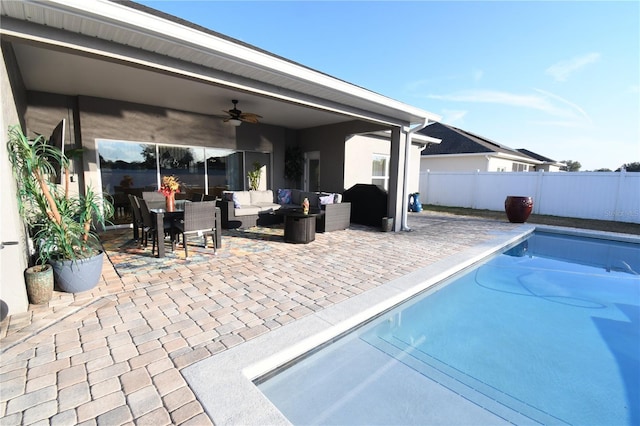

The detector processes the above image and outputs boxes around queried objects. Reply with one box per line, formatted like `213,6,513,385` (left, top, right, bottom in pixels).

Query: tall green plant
247,161,262,191
7,125,113,265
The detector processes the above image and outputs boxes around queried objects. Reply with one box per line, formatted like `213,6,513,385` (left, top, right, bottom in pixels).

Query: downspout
401,118,430,231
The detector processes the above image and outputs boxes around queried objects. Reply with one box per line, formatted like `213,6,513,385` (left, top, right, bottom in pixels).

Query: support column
388,127,407,231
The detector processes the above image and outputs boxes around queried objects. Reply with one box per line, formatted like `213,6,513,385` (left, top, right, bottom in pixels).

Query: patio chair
138,198,175,256
142,191,166,210
128,194,145,243
173,200,217,258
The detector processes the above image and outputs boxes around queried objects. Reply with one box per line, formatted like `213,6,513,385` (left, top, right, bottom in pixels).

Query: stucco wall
298,121,389,193
421,155,490,172
345,134,422,194
1,43,29,317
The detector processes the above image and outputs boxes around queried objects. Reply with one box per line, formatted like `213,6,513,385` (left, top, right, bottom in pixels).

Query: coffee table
281,211,318,244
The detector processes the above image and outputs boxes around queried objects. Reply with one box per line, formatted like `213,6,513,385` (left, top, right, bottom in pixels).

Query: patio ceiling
1,0,440,130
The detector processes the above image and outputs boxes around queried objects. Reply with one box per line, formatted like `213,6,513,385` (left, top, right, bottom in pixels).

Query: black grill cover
342,184,388,227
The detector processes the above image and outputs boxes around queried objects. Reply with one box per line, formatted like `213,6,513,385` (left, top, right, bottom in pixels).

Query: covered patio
1,0,439,316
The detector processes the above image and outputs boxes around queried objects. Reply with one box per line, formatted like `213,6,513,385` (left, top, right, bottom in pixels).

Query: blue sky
138,1,639,171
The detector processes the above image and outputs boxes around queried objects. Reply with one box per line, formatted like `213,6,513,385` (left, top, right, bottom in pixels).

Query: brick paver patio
0,212,522,425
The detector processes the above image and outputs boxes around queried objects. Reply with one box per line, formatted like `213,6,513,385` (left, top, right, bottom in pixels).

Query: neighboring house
0,1,440,315
516,149,566,172
418,122,562,172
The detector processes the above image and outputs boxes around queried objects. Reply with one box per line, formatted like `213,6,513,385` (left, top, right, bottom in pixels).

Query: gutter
401,119,431,231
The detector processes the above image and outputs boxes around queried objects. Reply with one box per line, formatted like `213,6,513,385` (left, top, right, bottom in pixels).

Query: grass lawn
423,205,640,236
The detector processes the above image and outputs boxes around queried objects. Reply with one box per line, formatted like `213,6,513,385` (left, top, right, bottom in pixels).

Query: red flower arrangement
158,175,180,197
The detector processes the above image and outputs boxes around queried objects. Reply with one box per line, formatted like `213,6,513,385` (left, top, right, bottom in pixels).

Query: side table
284,212,318,244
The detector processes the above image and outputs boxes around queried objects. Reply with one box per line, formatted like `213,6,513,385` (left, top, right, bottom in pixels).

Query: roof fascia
16,0,440,125
1,18,414,128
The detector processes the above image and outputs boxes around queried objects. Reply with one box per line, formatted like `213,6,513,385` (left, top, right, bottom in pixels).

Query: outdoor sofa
217,189,351,232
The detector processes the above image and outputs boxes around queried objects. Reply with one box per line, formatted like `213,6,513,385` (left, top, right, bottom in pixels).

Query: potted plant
247,161,262,191
7,125,114,294
284,145,303,186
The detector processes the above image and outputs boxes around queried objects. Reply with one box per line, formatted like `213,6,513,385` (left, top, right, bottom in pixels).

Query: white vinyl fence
419,170,640,224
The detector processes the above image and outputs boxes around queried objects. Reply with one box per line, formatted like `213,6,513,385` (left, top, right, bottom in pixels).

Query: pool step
361,331,569,426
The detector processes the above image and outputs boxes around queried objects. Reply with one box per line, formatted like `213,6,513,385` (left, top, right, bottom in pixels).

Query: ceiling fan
222,99,262,126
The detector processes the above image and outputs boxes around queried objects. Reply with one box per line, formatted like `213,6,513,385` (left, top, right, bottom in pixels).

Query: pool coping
181,225,637,425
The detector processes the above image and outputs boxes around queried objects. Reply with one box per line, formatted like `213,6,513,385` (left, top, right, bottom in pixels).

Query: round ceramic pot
504,196,534,223
51,251,104,293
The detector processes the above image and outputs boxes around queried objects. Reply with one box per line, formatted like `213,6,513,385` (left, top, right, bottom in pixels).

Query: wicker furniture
217,189,351,232
282,211,318,244
127,194,144,242
138,198,175,256
315,203,351,232
173,201,218,258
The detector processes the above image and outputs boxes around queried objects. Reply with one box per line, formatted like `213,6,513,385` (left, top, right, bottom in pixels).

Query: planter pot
51,251,104,293
381,217,394,232
25,264,54,304
504,196,534,223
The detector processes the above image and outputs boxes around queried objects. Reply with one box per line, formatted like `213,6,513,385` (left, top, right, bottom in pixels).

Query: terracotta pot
504,196,533,223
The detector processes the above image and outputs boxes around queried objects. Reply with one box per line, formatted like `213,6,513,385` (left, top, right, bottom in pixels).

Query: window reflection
98,140,271,224
158,145,205,198
99,141,157,223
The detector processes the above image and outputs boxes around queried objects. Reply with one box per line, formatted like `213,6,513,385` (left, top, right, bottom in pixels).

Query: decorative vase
166,192,176,212
25,264,54,304
302,197,309,215
504,196,533,223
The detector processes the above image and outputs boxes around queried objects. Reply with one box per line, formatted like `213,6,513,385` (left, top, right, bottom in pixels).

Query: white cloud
442,109,467,124
545,52,601,82
427,89,591,126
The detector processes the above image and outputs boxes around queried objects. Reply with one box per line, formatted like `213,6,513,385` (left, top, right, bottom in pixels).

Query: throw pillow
277,188,292,204
320,194,334,205
232,193,241,208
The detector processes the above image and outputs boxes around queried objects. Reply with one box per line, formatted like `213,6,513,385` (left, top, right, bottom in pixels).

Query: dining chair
142,191,166,210
128,194,145,244
173,200,217,258
138,198,174,256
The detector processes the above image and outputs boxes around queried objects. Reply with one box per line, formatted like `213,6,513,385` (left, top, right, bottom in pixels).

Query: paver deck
1,212,523,425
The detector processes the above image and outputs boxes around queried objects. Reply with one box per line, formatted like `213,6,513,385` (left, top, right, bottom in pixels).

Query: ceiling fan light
228,118,242,127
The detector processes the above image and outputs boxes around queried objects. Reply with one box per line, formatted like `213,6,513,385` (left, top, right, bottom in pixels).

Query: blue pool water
258,231,640,425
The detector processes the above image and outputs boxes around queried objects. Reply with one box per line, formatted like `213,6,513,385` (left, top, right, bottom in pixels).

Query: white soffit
1,0,441,126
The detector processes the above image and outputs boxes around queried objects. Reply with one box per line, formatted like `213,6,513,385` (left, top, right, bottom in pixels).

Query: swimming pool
257,231,640,425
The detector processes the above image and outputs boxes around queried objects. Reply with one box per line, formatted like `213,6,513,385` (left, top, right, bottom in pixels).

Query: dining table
150,205,221,258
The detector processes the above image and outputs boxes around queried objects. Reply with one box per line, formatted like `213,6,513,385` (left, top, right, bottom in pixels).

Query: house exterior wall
1,43,30,316
344,134,387,189
488,156,519,172
345,134,422,194
298,121,389,193
420,155,490,172
536,164,562,172
24,93,297,194
421,154,540,173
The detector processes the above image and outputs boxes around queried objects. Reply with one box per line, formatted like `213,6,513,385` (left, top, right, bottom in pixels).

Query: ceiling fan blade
240,113,262,123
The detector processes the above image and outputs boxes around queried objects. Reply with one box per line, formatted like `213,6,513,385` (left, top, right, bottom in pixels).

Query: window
372,154,389,190
97,139,270,223
512,163,529,172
